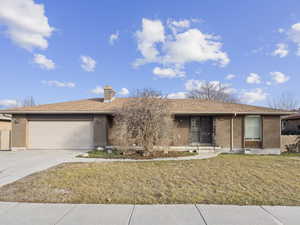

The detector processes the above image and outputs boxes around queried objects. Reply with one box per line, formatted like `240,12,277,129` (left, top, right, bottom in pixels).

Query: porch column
230,116,234,151
212,117,216,146
93,115,108,147
11,115,28,150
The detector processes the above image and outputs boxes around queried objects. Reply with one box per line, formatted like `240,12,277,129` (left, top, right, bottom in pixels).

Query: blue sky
0,0,300,108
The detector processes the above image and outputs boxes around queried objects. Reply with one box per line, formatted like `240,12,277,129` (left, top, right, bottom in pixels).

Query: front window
245,116,261,140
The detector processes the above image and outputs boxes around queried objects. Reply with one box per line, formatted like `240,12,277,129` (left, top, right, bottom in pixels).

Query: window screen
245,116,261,140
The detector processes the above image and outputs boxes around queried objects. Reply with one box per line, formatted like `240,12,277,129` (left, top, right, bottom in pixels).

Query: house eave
0,110,293,116
0,111,114,115
282,117,300,121
172,111,294,116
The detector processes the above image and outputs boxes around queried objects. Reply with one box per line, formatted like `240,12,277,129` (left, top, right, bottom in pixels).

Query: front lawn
1,154,300,205
281,152,300,157
78,150,197,159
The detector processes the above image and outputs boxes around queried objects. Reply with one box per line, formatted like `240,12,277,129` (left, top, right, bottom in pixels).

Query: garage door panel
29,121,93,149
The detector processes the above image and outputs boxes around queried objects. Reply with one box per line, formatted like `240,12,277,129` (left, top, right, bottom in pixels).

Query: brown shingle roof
0,98,292,115
282,113,300,120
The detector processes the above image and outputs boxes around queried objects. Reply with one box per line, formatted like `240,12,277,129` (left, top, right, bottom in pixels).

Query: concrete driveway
0,150,84,187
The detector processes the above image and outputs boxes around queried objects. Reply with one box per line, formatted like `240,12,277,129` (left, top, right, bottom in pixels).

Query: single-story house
0,114,11,131
282,113,300,134
0,86,292,153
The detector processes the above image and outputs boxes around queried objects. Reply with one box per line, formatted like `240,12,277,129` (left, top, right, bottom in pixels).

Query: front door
191,117,213,145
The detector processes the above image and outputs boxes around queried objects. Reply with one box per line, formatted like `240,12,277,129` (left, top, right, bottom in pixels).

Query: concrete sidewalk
0,202,298,225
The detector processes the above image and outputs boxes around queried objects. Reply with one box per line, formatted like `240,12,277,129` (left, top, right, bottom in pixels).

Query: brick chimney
103,85,116,102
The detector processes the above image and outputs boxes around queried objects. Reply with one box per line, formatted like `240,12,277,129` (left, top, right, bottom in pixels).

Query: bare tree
110,89,176,154
21,96,36,107
133,88,162,98
186,81,239,103
267,93,299,111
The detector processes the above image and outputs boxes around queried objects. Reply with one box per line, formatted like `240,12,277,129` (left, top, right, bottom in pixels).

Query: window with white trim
245,116,262,140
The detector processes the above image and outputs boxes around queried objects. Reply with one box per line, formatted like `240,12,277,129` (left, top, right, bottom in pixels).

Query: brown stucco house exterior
0,114,11,131
0,114,11,150
282,113,300,134
0,86,292,153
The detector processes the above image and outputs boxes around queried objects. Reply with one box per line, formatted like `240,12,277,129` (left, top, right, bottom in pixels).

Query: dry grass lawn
1,154,300,205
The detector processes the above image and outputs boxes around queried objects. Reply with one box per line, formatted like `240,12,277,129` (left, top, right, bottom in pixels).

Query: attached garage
28,121,94,150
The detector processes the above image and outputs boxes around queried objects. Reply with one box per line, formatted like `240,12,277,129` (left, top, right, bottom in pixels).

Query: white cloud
167,92,187,99
225,74,236,80
278,28,284,33
134,18,229,70
91,86,104,95
33,54,55,70
185,79,204,91
163,29,229,67
170,19,190,28
80,55,96,72
240,88,267,104
168,19,190,34
119,88,129,96
223,87,237,94
109,31,119,45
289,23,300,40
191,18,202,23
288,23,300,55
153,67,185,78
246,73,261,84
134,18,165,66
0,0,54,50
272,43,288,58
42,80,75,88
0,99,18,107
270,71,290,84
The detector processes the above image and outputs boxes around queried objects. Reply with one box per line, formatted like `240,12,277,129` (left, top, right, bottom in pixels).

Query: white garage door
28,121,93,149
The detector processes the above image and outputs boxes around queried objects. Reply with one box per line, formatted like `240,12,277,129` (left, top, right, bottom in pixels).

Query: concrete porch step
169,146,221,152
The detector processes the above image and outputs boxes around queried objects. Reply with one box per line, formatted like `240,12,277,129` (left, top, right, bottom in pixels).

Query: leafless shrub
110,89,177,153
187,81,239,103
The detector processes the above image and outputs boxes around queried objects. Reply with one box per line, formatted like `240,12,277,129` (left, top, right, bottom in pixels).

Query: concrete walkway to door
0,202,298,225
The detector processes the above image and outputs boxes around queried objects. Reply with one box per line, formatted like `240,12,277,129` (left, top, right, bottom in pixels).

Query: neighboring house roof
0,98,292,115
282,113,300,120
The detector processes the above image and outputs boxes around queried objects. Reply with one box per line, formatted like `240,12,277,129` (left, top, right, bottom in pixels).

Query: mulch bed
79,150,197,159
